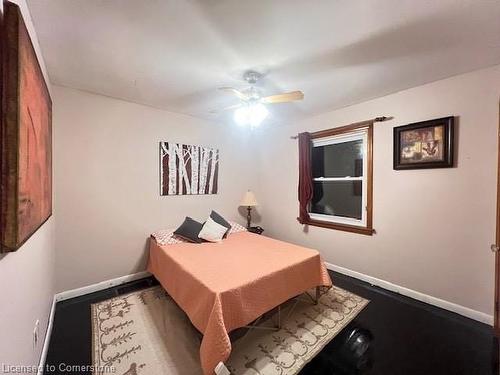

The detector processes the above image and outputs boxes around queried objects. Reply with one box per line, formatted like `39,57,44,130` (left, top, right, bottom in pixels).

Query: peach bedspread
147,231,332,375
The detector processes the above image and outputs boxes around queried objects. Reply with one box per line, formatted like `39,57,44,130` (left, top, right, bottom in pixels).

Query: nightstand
248,226,264,235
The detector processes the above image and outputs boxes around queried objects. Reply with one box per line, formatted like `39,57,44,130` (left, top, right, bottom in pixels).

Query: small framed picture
393,117,454,170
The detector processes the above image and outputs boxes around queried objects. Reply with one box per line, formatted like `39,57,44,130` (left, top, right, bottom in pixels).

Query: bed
147,229,332,375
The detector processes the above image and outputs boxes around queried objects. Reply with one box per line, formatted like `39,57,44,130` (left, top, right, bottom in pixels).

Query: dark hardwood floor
44,271,499,375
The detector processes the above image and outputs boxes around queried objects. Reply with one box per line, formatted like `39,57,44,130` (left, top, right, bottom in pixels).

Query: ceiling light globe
234,103,269,127
234,106,249,126
249,103,268,127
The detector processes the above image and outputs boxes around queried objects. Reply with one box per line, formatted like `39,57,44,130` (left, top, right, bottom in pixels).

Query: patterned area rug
91,286,368,375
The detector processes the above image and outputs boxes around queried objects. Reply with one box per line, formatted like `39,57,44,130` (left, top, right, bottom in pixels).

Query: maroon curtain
297,132,313,224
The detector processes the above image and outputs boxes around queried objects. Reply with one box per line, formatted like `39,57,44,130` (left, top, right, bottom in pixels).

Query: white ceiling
27,0,500,125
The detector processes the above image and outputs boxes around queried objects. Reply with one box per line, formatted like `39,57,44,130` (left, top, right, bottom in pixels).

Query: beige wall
0,219,55,367
0,0,56,369
254,65,500,318
53,86,256,292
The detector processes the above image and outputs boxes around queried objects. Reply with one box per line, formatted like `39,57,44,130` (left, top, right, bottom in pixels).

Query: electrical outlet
33,320,39,349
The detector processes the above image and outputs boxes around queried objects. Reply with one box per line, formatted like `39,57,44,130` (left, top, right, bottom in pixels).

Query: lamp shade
240,190,258,207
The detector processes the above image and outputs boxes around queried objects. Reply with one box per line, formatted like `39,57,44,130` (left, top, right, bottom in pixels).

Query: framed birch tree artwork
160,142,219,195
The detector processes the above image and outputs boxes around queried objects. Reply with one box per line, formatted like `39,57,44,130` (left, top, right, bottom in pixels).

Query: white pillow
198,217,228,243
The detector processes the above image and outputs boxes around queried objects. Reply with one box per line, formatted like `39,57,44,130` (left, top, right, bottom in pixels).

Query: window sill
303,218,374,236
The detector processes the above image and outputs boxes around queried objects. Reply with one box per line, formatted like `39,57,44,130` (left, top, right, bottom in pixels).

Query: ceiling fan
216,70,304,127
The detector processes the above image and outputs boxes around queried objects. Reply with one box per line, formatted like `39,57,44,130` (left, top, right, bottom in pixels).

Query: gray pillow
173,217,203,243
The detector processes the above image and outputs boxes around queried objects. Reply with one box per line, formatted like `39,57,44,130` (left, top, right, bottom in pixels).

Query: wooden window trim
303,121,374,236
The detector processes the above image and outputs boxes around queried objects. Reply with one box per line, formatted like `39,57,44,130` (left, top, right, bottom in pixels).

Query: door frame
495,101,500,336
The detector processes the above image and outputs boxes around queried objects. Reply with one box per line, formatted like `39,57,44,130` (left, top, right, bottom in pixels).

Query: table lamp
240,190,258,228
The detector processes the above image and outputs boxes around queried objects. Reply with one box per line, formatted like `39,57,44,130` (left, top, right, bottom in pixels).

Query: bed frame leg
315,286,320,305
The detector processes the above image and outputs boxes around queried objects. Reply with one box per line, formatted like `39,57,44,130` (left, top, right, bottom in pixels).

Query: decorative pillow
151,229,189,245
210,210,231,238
198,216,228,243
173,217,204,243
228,221,247,235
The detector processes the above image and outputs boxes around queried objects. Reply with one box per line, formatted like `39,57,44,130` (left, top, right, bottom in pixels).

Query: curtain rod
289,116,393,139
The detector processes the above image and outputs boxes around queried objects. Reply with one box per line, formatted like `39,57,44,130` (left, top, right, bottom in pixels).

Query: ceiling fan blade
261,90,304,104
209,103,242,114
218,87,249,100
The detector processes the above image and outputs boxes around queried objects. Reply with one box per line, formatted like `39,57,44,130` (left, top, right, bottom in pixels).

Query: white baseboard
325,262,493,326
37,296,56,375
55,271,151,302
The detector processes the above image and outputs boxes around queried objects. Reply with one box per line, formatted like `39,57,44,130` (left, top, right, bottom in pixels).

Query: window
307,123,373,235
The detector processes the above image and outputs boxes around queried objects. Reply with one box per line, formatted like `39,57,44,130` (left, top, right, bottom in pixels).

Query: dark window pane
312,140,363,178
311,181,362,220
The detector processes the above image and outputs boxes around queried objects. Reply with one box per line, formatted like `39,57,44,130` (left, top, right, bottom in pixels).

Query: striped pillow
151,229,188,245
228,221,247,234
